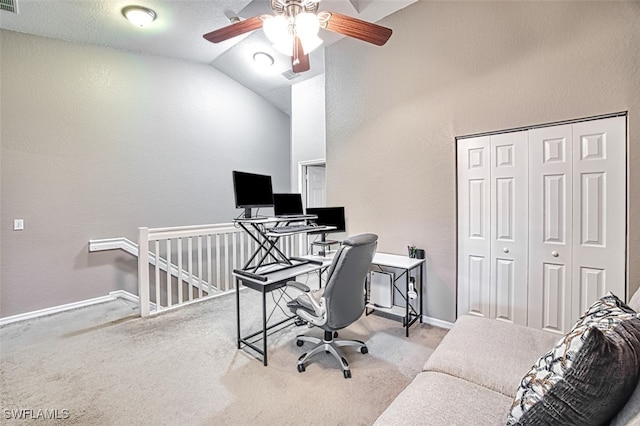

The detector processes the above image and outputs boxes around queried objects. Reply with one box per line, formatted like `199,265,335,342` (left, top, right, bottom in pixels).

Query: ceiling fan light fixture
295,12,322,54
295,12,319,39
122,5,157,27
263,12,322,57
263,15,289,46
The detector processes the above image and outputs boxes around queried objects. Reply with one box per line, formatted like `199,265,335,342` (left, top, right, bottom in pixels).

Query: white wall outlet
13,219,24,231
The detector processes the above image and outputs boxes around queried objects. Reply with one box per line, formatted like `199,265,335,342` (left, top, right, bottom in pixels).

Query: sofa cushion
590,290,640,426
423,315,558,397
373,371,513,426
507,292,640,425
610,379,640,426
629,286,640,312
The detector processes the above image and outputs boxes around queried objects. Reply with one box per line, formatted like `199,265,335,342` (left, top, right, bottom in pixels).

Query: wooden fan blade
291,36,310,73
321,11,392,46
203,16,264,43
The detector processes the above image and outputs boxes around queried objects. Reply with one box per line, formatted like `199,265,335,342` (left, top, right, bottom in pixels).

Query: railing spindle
197,236,203,298
187,237,193,302
232,232,237,285
207,235,212,293
224,233,230,290
177,238,183,304
166,239,172,308
216,234,222,291
154,239,160,312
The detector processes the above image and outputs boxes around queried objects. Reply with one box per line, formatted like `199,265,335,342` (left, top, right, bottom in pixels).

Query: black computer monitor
273,193,304,217
232,171,274,218
307,207,346,239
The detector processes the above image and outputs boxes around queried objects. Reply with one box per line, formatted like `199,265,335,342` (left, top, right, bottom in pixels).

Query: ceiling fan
203,0,393,73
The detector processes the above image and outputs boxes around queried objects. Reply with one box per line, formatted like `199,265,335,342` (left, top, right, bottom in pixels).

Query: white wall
291,72,327,191
326,1,640,323
0,30,291,317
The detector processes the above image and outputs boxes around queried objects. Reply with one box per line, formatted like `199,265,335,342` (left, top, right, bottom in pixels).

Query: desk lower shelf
365,303,407,317
366,302,422,331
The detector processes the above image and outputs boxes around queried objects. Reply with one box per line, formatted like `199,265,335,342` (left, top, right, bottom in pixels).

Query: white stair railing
136,223,308,317
91,223,308,317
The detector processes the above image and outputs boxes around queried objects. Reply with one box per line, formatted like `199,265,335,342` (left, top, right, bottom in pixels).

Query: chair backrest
323,233,378,330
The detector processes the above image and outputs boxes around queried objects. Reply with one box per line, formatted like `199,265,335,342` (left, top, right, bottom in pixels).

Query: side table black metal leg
419,264,424,323
262,289,268,366
405,269,410,337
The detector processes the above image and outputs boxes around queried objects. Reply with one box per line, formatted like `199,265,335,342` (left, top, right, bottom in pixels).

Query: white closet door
571,116,626,317
490,131,528,325
528,124,573,334
457,136,491,319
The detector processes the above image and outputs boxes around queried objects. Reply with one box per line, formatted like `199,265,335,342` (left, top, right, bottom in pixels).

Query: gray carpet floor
1,290,447,425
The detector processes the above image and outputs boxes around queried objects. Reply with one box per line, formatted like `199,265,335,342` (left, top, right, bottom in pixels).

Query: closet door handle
503,248,509,253
552,251,559,257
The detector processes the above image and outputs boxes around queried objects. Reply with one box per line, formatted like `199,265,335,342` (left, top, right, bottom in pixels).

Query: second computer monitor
273,193,304,217
307,207,346,234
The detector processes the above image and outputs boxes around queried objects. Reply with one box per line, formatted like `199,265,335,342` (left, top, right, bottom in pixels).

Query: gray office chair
286,233,378,379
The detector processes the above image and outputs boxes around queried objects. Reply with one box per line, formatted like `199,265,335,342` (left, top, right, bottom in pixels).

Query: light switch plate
14,219,24,230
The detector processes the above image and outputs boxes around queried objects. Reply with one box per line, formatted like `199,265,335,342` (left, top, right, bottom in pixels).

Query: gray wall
0,30,290,317
291,73,326,191
326,1,640,323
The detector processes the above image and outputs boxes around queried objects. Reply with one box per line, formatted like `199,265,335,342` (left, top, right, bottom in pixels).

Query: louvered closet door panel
528,125,573,335
457,136,491,319
489,131,528,325
571,117,626,318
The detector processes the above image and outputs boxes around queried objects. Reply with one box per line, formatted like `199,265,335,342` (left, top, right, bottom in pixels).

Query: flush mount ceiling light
253,52,274,68
122,5,157,27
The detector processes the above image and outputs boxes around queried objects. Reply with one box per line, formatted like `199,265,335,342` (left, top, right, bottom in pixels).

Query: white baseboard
0,291,139,327
109,290,140,304
421,315,454,330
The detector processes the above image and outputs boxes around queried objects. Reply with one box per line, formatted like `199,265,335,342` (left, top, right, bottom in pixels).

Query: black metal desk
232,256,332,366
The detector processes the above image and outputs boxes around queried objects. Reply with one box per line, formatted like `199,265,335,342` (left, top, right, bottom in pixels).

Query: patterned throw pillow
507,292,640,426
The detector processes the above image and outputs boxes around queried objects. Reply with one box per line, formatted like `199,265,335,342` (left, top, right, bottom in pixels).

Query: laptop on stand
273,193,316,219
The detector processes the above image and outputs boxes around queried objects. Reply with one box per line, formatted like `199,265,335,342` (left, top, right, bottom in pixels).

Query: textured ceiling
0,0,415,115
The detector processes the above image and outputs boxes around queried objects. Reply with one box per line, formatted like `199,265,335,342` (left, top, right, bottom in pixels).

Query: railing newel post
138,227,151,318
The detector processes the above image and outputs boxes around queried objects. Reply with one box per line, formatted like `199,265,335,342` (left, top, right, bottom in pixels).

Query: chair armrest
285,281,325,320
285,281,310,292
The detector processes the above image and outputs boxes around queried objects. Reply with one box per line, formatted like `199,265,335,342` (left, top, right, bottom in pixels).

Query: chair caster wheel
343,370,351,379
296,340,304,347
361,346,368,354
297,364,306,373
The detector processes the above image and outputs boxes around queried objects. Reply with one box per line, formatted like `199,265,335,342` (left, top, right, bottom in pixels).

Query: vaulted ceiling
0,0,414,115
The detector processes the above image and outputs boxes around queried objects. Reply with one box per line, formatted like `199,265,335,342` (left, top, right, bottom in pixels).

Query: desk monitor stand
318,233,338,245
243,208,252,219
313,233,339,256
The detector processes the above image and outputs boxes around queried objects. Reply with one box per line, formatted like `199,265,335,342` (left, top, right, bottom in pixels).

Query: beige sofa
375,289,640,425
